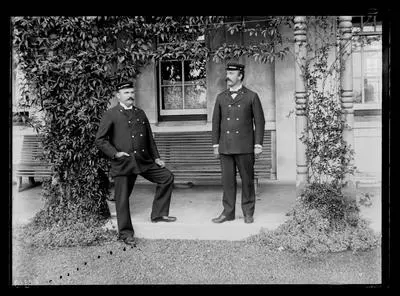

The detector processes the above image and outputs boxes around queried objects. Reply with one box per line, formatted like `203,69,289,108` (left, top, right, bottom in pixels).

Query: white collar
229,84,243,92
120,102,133,110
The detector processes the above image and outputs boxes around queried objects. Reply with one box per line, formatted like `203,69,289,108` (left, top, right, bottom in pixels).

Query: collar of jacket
225,86,247,95
117,104,137,112
224,86,247,102
119,102,133,110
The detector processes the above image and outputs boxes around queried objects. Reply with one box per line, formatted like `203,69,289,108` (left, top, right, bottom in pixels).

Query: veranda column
338,16,356,197
294,16,308,194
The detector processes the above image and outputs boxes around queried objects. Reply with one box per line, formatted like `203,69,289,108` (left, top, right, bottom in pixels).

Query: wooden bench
153,130,273,193
15,131,274,194
15,134,52,190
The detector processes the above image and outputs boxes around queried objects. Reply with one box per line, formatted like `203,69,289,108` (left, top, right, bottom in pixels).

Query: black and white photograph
10,12,391,286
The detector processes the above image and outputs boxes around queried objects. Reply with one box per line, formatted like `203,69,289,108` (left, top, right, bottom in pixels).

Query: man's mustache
225,78,231,82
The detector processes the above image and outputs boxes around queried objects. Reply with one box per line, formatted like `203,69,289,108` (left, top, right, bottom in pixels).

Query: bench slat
16,134,52,179
154,131,272,183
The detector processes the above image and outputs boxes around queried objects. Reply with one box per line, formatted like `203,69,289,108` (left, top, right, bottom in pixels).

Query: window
352,16,382,110
157,35,207,120
158,59,207,116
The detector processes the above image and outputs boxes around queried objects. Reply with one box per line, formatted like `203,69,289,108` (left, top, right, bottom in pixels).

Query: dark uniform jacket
212,86,265,154
95,104,160,177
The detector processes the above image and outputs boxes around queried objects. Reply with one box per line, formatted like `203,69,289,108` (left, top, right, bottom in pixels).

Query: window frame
352,15,382,111
156,35,208,121
158,59,207,116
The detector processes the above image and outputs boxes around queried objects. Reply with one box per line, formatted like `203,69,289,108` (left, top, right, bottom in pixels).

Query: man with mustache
96,81,176,245
211,63,265,224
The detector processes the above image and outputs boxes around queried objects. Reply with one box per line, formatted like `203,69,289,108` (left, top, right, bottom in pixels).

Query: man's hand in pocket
115,152,130,158
155,158,165,168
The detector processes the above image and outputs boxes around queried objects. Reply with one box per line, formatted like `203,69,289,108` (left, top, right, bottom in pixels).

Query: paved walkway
11,179,382,241
106,180,296,240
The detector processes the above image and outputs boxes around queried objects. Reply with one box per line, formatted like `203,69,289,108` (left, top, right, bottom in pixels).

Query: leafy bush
300,183,360,228
16,179,116,248
247,182,380,255
32,179,110,227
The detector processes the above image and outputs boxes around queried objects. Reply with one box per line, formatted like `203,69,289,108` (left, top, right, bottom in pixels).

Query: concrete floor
106,180,296,240
11,179,382,241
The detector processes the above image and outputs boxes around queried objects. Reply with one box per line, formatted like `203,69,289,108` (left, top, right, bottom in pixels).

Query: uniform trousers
114,163,174,239
220,153,256,218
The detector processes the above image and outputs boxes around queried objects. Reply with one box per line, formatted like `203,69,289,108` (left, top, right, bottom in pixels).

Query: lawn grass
11,183,382,285
11,228,381,285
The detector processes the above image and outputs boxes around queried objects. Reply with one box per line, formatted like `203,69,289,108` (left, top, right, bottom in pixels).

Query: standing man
96,81,176,245
211,63,265,224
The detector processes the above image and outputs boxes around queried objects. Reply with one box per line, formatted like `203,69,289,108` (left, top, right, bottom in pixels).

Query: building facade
12,16,383,185
107,15,382,185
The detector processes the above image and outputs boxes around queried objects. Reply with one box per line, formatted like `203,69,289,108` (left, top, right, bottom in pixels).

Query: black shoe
119,235,136,246
211,214,234,223
244,216,254,224
151,216,177,223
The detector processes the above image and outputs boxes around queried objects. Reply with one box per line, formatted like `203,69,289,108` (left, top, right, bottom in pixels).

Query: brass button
134,151,137,154
238,105,241,107
236,118,239,120
236,131,239,134
228,105,231,107
132,136,135,138
227,118,230,120
226,131,230,134
142,149,144,152
140,134,143,136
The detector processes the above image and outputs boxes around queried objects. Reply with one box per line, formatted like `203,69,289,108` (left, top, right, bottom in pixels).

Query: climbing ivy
300,16,358,188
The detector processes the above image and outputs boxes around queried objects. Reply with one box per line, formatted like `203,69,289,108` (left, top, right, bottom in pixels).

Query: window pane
363,77,380,104
183,60,207,109
364,51,381,76
162,86,183,110
352,51,362,77
363,25,375,32
353,77,362,103
184,60,206,82
160,61,182,85
184,83,207,109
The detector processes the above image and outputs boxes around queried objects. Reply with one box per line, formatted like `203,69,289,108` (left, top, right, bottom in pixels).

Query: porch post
294,16,308,194
338,16,356,197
